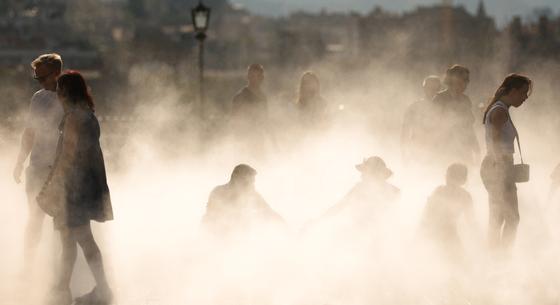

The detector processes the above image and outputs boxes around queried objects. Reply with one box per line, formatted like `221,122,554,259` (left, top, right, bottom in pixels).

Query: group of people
13,54,113,305
401,65,480,166
10,52,555,305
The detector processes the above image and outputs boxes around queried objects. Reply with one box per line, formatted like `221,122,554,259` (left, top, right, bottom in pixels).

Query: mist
2,2,560,304
1,53,560,305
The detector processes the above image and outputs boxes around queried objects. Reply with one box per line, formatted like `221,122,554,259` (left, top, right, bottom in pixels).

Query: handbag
36,178,64,217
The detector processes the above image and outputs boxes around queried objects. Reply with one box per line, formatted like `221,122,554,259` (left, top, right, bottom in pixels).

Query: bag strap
504,106,524,165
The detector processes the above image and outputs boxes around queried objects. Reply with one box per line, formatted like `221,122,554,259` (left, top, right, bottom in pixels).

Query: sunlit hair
482,73,532,122
297,71,320,105
57,70,95,112
422,75,440,88
31,53,63,72
443,64,469,85
248,63,264,73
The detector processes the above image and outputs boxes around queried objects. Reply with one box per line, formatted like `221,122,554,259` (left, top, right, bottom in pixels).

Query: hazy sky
233,0,560,25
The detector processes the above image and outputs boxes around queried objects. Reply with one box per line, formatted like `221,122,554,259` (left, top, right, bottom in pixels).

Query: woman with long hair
480,73,532,253
38,70,113,305
295,71,327,126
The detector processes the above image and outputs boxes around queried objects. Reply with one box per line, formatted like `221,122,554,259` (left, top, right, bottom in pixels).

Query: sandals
75,286,113,305
46,287,72,305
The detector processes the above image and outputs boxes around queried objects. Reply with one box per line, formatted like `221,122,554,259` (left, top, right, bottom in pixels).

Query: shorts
25,165,52,203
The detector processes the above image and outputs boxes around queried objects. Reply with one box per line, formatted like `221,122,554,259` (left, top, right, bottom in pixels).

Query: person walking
38,71,114,305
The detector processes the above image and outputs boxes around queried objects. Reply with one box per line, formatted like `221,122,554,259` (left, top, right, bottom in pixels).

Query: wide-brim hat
355,156,393,178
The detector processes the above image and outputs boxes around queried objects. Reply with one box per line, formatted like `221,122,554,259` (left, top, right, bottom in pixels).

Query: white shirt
26,89,64,167
484,101,517,155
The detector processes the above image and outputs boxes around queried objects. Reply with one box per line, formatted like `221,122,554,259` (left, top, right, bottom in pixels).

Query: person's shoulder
233,87,249,98
210,184,229,197
30,89,48,104
433,90,449,100
460,93,472,105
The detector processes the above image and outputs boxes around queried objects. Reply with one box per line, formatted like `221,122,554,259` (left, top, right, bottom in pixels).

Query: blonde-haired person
480,74,532,254
433,65,480,166
13,53,64,273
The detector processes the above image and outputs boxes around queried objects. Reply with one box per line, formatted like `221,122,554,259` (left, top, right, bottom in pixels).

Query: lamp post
191,1,210,117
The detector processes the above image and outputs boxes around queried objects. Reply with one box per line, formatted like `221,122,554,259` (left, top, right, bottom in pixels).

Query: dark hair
231,164,257,180
482,74,532,122
57,70,95,111
444,64,469,85
297,71,320,105
446,163,468,185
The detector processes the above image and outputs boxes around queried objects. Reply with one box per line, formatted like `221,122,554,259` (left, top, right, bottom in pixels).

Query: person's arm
13,128,35,183
489,107,509,161
255,194,285,224
39,114,79,196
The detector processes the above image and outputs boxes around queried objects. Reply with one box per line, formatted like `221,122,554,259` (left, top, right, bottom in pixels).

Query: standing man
433,65,480,166
13,53,64,270
401,75,442,164
231,63,268,121
230,64,269,155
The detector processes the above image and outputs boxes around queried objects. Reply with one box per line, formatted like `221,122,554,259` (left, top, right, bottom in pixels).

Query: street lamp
191,1,210,117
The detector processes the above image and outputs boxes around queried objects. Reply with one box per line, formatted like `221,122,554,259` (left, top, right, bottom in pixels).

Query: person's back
28,89,65,167
421,184,472,241
202,165,284,237
420,163,474,247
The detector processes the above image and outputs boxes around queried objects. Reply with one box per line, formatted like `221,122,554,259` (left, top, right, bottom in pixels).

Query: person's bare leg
501,190,520,253
57,228,77,289
46,228,75,305
74,223,112,303
23,197,45,271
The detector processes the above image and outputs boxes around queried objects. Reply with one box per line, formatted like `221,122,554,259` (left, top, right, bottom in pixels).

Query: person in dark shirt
201,164,285,238
433,65,480,166
230,64,269,155
231,64,268,124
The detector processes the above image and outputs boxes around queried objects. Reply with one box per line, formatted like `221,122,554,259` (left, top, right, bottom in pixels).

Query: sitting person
201,164,285,238
314,156,400,230
419,163,476,259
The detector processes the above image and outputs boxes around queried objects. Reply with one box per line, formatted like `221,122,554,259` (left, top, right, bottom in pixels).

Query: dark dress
52,108,113,229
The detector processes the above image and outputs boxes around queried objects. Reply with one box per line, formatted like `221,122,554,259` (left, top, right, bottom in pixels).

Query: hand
13,162,23,184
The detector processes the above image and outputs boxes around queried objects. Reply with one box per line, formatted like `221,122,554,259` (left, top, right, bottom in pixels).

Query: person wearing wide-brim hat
318,156,400,223
355,156,394,181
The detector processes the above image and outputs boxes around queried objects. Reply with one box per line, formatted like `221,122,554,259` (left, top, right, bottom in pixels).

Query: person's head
247,64,265,88
446,163,468,186
444,65,469,95
56,70,95,112
230,164,257,189
356,156,393,181
298,71,320,102
31,53,63,91
483,74,532,121
422,75,442,100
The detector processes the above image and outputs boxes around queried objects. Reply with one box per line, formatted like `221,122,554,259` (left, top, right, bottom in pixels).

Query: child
420,163,476,258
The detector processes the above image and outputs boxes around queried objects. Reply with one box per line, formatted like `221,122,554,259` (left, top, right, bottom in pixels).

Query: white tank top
484,101,516,155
